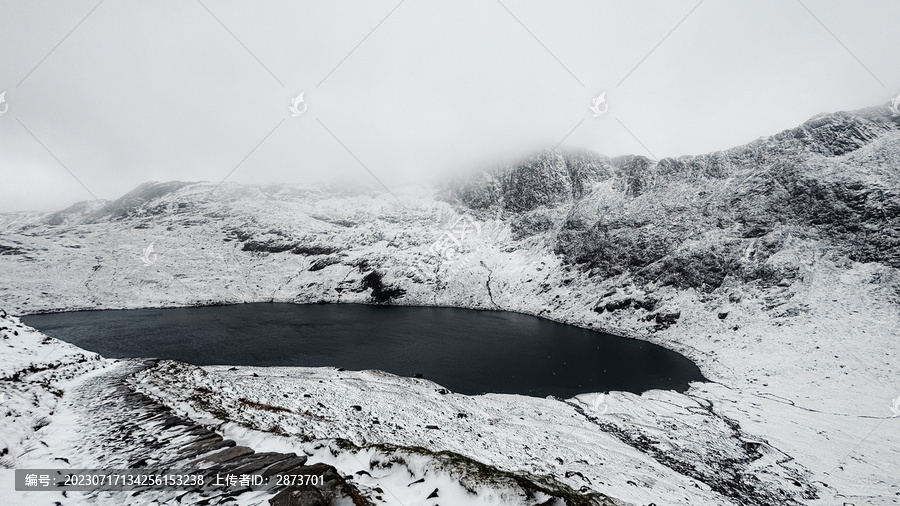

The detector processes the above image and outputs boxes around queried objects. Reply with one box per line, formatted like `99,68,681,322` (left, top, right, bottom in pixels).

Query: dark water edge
23,302,705,398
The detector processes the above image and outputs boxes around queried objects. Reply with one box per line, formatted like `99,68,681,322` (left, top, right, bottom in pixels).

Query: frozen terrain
1,104,899,504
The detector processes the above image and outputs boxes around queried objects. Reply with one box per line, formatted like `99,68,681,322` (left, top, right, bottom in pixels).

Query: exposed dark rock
0,244,27,255
191,445,255,465
237,232,341,257
557,223,677,281
652,312,681,331
360,271,406,303
309,257,341,271
644,246,736,291
292,245,342,256
632,298,657,312
611,155,655,197
442,149,612,213
52,360,371,505
176,437,236,460
509,209,558,239
603,298,632,312
222,452,295,476
269,486,327,506
262,456,310,479
593,412,818,506
241,241,294,254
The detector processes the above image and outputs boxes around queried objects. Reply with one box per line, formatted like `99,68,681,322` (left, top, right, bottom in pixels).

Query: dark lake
23,303,704,398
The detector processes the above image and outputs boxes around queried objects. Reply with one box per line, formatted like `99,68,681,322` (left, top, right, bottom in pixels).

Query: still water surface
24,303,705,397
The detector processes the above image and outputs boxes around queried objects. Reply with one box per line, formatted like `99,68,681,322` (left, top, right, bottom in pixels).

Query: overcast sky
0,0,897,212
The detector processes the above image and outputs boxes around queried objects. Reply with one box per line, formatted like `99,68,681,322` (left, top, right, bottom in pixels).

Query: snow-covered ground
2,106,899,504
3,186,898,504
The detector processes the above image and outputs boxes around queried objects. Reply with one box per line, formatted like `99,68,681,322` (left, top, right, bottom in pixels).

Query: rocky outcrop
62,359,368,505
447,106,900,294
443,149,613,213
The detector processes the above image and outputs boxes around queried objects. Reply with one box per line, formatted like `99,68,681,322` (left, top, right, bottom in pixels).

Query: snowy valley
1,104,899,505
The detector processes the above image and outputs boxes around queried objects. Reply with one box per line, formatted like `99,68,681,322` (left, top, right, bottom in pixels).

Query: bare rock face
610,154,655,198
268,463,369,506
444,149,613,213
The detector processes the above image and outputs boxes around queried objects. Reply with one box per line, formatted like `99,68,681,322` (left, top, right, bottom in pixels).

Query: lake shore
22,302,705,398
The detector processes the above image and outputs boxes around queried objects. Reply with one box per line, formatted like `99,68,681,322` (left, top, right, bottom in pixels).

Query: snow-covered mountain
1,104,899,505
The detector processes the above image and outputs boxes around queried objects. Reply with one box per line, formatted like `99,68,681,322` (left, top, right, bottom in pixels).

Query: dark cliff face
443,149,614,213
651,106,898,182
449,106,900,293
610,155,655,198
